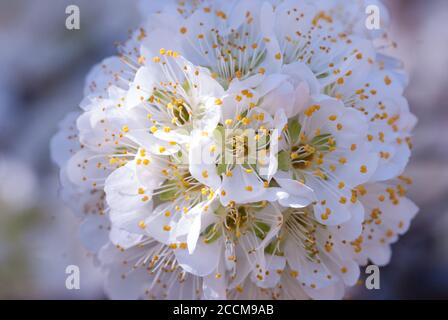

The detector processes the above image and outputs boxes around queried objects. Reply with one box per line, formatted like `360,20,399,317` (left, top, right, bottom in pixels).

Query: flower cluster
52,0,418,299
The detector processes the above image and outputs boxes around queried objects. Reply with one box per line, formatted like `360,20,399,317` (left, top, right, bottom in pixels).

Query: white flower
273,95,379,225
352,178,419,266
99,234,203,300
51,0,418,300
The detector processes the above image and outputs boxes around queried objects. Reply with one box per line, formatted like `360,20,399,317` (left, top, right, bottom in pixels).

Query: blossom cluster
51,0,418,299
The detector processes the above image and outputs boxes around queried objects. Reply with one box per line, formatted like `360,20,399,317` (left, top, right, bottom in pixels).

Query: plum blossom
52,0,418,300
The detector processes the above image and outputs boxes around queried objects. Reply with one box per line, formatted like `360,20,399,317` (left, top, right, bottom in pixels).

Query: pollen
163,225,171,232
138,220,146,229
179,242,188,249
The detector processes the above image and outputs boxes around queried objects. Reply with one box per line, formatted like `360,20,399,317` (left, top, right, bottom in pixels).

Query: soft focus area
0,0,446,299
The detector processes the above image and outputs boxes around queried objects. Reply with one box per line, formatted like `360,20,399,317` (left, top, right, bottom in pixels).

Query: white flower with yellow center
139,0,283,87
274,96,379,225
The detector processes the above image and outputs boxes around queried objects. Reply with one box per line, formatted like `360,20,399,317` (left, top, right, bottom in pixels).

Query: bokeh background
0,0,447,299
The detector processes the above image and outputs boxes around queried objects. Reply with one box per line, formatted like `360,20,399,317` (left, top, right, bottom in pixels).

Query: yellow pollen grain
179,242,187,249
138,220,146,229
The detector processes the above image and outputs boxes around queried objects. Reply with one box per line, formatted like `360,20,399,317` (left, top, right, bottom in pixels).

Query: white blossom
52,0,418,300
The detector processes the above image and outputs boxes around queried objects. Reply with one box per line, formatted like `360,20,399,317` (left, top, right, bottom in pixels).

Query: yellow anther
138,221,146,229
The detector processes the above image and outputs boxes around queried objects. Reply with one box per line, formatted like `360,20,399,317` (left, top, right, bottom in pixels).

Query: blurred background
0,0,447,299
